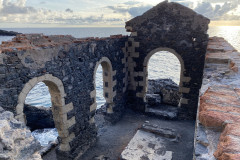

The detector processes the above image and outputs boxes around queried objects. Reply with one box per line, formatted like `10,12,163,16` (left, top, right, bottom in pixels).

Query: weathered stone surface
126,1,209,120
148,79,181,106
146,94,162,106
24,104,54,131
0,108,42,160
196,37,240,160
121,130,173,160
221,123,240,138
0,33,128,159
141,122,180,140
196,124,209,147
145,105,178,120
217,153,240,160
195,143,208,157
0,1,211,159
215,135,240,158
199,85,240,128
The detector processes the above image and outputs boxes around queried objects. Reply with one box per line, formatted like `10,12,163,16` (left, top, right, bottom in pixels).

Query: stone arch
143,47,185,97
16,74,75,152
90,57,116,123
125,1,209,119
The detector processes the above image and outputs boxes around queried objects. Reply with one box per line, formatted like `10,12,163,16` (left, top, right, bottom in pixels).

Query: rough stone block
215,135,240,158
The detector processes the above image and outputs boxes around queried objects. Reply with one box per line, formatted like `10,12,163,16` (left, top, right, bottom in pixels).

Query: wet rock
148,79,181,106
24,104,54,131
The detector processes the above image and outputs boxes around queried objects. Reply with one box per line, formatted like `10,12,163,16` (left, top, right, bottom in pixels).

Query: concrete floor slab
121,130,173,160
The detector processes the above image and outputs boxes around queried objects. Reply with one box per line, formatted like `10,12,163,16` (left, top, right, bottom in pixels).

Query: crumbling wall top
0,34,127,53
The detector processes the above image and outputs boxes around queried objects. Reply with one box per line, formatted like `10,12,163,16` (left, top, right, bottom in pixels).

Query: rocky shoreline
0,29,19,36
0,107,42,160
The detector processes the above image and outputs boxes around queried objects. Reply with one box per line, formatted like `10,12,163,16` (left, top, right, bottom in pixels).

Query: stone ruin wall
0,1,211,160
0,34,129,159
125,1,210,119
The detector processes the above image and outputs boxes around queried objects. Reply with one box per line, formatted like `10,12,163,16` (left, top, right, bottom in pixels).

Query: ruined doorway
95,65,106,109
16,74,74,152
90,57,115,124
24,82,58,147
144,48,184,119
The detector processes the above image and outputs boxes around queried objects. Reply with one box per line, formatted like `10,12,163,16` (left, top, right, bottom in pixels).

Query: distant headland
0,29,20,36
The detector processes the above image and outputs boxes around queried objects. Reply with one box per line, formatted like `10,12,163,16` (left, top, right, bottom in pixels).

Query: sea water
1,26,239,146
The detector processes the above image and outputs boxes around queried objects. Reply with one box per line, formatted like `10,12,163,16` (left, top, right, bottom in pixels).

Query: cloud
65,8,73,13
107,2,153,17
0,0,36,14
169,0,194,8
203,0,239,3
0,0,128,26
40,1,46,5
194,1,240,20
128,5,152,17
0,0,239,27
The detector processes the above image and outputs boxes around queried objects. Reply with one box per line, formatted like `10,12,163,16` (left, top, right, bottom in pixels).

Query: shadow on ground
43,109,195,160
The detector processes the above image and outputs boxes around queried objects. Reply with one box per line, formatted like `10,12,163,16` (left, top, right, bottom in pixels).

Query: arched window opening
91,57,115,125
148,51,180,84
24,82,58,147
146,51,182,114
96,66,106,109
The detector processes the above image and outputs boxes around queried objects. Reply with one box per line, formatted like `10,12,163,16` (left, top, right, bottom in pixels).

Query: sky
0,0,239,27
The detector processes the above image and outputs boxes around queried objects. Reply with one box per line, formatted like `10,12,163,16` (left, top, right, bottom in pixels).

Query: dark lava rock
146,94,161,106
0,29,20,36
147,79,181,106
24,104,54,131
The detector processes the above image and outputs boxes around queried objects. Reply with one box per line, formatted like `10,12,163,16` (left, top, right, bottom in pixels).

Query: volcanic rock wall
0,34,128,159
0,1,210,160
125,1,210,119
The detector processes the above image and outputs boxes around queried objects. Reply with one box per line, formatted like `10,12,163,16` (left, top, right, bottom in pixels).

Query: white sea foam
31,128,58,146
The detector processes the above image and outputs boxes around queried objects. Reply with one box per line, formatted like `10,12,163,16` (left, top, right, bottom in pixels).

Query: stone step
145,104,178,119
